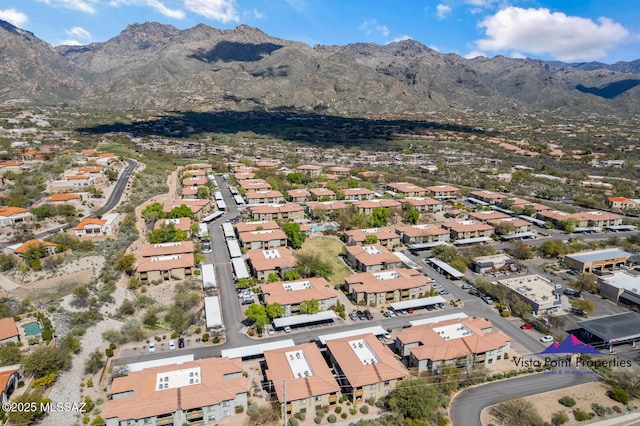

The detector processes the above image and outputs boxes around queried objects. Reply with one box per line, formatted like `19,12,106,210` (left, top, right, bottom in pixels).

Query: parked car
356,310,366,320
349,311,358,321
178,337,185,348
364,309,374,320
386,309,397,318
407,308,414,314
520,323,535,330
461,283,473,289
563,288,577,296
540,335,554,343
149,342,156,352
439,289,450,295
432,283,443,289
283,326,292,333
426,305,434,311
267,325,275,335
481,295,494,305
399,309,408,316
383,332,391,340
168,340,176,350
202,243,212,254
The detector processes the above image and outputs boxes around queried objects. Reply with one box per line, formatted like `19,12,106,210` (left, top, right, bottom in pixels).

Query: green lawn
298,236,352,286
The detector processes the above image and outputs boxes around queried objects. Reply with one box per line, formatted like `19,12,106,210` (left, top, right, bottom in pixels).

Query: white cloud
359,19,390,38
0,8,28,27
465,0,495,7
249,8,263,19
36,0,97,14
464,50,486,59
388,35,412,44
59,39,83,46
66,26,91,39
476,7,630,61
284,0,307,14
184,0,239,22
436,4,451,19
108,0,185,19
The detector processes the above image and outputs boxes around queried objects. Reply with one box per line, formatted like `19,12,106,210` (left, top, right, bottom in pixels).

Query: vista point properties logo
512,334,633,371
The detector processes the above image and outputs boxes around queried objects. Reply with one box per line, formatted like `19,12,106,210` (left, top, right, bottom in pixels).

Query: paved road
450,368,599,426
102,158,138,213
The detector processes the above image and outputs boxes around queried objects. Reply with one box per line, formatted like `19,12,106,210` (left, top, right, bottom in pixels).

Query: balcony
186,409,203,420
156,414,174,426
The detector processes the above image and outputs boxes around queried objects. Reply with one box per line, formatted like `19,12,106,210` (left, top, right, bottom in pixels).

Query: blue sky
1,0,639,63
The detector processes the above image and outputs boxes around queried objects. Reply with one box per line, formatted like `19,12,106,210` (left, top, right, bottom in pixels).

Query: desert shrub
558,396,576,407
327,414,336,423
341,412,347,419
316,410,324,417
334,406,341,414
299,413,305,420
360,405,369,414
288,418,299,426
591,403,605,417
552,411,569,425
572,408,595,421
235,406,244,414
212,337,220,344
202,334,210,342
314,416,322,424
612,405,622,413
608,387,629,405
105,348,114,357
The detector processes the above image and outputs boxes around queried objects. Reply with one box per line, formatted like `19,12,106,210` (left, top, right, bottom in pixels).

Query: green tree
142,307,159,327
539,240,567,258
294,251,333,280
0,254,17,271
0,343,22,366
196,186,210,199
147,223,189,243
30,204,55,220
141,202,165,224
283,222,307,249
506,240,534,260
572,299,595,313
300,299,319,314
22,346,69,378
388,378,440,421
114,253,137,275
450,257,468,273
405,208,420,225
569,273,599,295
84,349,105,374
165,305,192,334
58,333,82,354
287,172,302,184
245,304,268,331
168,204,194,220
489,398,543,426
371,207,389,227
561,217,579,233
6,390,46,424
432,245,460,263
266,303,285,320
282,270,301,281
71,284,91,308
267,272,280,282
364,234,378,245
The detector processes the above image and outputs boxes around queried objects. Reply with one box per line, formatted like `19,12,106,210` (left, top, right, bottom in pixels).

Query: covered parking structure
273,311,338,330
317,326,387,345
578,312,640,350
220,339,296,360
410,312,468,327
428,257,465,280
390,296,446,312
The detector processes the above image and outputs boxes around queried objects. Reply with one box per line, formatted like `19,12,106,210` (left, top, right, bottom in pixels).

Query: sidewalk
588,412,640,426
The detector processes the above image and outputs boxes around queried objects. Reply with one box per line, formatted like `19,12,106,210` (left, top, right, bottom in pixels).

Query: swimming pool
22,322,42,337
311,224,334,232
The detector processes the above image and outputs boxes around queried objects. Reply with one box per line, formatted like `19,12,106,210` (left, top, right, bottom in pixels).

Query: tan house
306,201,349,216
344,227,400,248
245,190,285,205
287,189,310,203
247,248,297,281
469,190,507,205
606,197,637,210
343,188,375,201
239,179,272,192
137,253,195,282
104,357,248,426
164,199,212,221
296,165,322,176
141,241,194,258
468,210,511,222
0,207,33,227
239,228,288,250
488,217,533,234
326,333,407,403
573,211,623,228
154,217,193,237
248,204,305,221
0,368,21,404
395,317,511,373
235,220,280,234
426,185,460,200
260,278,338,316
7,239,58,257
0,318,19,346
327,166,351,176
346,244,402,272
234,171,255,181
45,193,84,206
345,269,432,306
74,213,120,236
403,197,443,213
185,163,213,172
387,182,427,197
264,343,340,418
441,220,494,241
351,199,402,215
395,224,450,246
309,188,336,200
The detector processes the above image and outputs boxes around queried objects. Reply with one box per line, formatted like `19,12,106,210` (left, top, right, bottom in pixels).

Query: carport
390,296,446,312
273,311,337,329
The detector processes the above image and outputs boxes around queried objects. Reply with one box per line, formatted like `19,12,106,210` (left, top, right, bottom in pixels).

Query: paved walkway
0,273,20,291
588,412,640,426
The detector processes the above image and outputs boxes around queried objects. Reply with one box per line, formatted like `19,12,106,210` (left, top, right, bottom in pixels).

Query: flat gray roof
318,326,386,345
566,249,632,263
204,296,223,329
221,339,296,359
391,296,446,310
500,231,535,240
408,241,447,250
428,257,465,278
273,311,337,328
453,236,493,245
410,312,468,326
578,311,640,344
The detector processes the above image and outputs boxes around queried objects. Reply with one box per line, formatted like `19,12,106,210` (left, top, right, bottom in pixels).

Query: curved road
450,369,599,426
102,157,138,213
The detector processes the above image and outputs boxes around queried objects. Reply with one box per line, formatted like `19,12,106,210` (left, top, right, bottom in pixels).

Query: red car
520,323,534,330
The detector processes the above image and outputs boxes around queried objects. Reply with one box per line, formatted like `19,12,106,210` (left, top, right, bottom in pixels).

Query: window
143,419,151,425
222,401,231,407
497,355,502,361
316,405,322,411
224,410,231,417
383,381,390,386
488,359,493,365
370,393,375,399
369,384,376,389
300,408,307,414
300,399,306,404
383,390,389,396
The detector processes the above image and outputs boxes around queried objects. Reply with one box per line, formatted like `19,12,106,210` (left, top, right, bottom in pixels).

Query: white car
382,332,391,340
267,325,275,335
540,335,554,343
149,342,156,352
169,340,176,350
283,326,292,333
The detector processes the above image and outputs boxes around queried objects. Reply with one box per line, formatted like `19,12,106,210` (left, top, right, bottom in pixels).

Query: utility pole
282,379,287,426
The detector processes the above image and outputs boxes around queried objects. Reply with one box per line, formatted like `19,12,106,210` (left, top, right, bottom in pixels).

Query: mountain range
1,19,639,116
